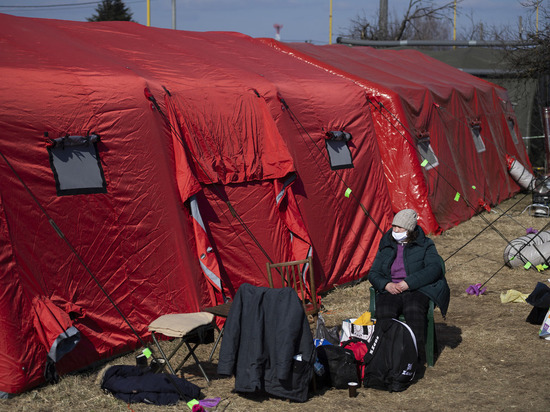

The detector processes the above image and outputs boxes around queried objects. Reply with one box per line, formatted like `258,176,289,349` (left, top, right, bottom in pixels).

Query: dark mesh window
325,131,354,170
47,134,107,196
417,137,439,170
470,124,486,153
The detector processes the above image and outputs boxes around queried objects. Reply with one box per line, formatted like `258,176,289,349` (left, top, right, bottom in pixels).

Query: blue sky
0,0,543,44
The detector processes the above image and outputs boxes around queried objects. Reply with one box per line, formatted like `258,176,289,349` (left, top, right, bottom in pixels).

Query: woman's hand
385,282,402,295
385,281,409,294
396,280,409,292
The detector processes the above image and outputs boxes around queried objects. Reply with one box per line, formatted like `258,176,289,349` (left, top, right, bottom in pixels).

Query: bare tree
343,0,458,41
457,9,518,42
506,1,550,78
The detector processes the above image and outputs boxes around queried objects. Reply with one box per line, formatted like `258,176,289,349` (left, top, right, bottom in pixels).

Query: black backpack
362,318,418,392
315,344,359,389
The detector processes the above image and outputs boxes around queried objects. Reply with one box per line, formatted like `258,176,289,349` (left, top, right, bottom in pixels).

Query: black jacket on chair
217,283,314,402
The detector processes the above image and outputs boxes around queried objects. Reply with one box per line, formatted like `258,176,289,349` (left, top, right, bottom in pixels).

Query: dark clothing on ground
101,365,200,405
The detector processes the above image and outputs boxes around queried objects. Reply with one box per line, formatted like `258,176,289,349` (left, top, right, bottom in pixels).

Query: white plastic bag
340,318,375,343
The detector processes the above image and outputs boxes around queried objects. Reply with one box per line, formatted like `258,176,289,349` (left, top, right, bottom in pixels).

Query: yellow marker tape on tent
472,185,477,190
344,188,352,198
454,192,461,202
187,399,199,410
142,348,152,358
524,262,532,269
421,159,429,167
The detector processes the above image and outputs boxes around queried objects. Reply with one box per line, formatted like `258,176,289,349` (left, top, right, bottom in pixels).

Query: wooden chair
203,301,233,362
266,256,319,323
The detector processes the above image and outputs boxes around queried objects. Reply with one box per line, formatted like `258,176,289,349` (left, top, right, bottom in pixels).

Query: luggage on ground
363,318,418,392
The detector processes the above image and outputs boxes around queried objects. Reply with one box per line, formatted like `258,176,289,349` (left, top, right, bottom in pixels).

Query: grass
4,194,550,411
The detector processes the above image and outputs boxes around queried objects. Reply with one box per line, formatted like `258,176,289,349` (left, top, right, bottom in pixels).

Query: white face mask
392,230,408,242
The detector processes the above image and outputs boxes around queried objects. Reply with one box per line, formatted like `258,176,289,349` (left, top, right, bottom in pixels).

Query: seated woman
368,209,450,365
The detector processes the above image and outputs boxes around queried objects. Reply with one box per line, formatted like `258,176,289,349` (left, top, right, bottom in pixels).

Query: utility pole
541,74,550,174
379,0,388,38
172,0,176,29
329,0,333,44
453,0,457,41
535,0,543,34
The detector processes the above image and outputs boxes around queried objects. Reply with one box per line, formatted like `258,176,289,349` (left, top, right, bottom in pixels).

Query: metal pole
453,0,457,41
172,0,176,30
336,38,534,47
379,0,388,38
329,0,333,45
544,107,550,174
536,1,540,34
541,73,550,174
147,0,151,27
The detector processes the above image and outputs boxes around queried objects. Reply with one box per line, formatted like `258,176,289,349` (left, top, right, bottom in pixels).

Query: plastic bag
314,314,340,345
341,318,375,343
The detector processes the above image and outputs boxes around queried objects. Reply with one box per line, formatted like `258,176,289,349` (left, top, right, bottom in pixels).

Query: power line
0,2,99,9
0,1,144,10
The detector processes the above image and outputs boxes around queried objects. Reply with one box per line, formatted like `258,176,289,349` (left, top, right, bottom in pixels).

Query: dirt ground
5,194,550,411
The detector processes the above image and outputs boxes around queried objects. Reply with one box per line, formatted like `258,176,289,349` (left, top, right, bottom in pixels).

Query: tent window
47,134,107,196
507,118,519,144
325,131,354,170
417,136,439,170
470,124,486,153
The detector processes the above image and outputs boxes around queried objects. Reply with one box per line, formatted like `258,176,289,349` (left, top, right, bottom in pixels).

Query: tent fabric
260,40,531,233
0,14,394,394
0,13,530,395
31,296,82,362
189,194,223,302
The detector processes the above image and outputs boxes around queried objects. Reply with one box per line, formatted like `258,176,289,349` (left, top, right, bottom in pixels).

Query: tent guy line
365,97,536,266
477,216,550,290
168,90,280,283
0,148,150,349
367,97,550,270
433,103,509,164
145,87,277,270
278,94,385,236
165,87,279,284
368,97,476,196
444,193,529,261
274,98,382,255
0,13,529,394
0,146,196,402
449,191,550,269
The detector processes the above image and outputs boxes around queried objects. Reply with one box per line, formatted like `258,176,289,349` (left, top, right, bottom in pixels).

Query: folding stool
148,312,214,383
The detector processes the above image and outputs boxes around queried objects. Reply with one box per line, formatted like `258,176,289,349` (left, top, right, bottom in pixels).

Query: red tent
260,41,531,233
0,14,393,394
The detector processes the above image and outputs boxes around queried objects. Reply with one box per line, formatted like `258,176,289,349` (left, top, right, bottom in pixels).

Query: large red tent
0,14,393,395
260,41,531,233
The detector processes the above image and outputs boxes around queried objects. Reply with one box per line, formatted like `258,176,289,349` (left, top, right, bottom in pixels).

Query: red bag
341,338,369,380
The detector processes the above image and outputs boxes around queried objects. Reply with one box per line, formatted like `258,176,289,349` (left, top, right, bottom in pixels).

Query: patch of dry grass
4,195,550,411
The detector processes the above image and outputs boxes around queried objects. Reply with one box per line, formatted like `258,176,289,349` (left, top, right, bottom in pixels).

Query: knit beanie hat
392,209,418,232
